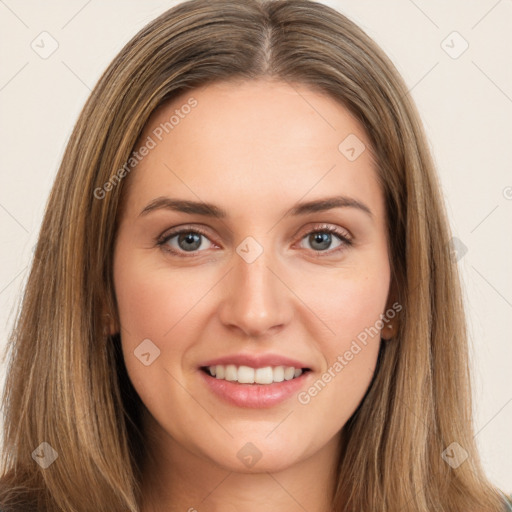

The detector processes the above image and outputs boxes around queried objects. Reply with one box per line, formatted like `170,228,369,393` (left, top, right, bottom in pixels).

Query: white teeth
284,366,295,380
255,367,273,384
273,366,284,382
216,365,225,379
238,365,255,383
209,364,305,384
225,364,237,381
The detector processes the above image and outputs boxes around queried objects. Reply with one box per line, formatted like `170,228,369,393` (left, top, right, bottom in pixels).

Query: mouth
199,364,313,408
200,364,311,384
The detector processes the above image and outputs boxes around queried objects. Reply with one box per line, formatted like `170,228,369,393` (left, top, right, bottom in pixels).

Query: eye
297,224,352,255
157,226,215,257
156,223,352,258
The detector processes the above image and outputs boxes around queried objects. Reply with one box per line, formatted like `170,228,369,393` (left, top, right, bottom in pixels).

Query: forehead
124,79,382,219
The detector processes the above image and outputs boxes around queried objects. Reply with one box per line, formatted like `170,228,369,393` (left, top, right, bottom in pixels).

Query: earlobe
382,279,400,340
381,320,397,341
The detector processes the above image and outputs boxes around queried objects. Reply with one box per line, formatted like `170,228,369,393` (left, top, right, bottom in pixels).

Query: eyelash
156,224,353,259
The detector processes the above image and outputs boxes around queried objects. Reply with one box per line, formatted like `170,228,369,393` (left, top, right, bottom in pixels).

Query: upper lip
199,353,312,370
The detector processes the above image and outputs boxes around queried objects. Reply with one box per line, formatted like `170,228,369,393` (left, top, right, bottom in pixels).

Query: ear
381,277,400,340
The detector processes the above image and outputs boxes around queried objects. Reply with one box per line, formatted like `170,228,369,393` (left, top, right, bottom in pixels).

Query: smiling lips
199,353,312,408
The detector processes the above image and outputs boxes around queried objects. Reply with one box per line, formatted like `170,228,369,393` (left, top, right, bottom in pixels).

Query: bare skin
112,79,395,512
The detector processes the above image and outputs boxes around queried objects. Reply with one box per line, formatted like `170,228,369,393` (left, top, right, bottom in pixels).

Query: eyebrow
139,195,373,219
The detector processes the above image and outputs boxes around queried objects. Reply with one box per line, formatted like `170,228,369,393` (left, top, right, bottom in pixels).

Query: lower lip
199,369,311,408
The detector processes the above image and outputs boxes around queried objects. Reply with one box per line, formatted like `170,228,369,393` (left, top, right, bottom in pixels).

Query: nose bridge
219,235,289,337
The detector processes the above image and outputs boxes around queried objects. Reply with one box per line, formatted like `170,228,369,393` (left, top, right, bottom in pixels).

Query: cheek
329,275,389,343
113,251,175,384
113,250,205,344
297,261,390,351
292,258,389,413
113,249,216,394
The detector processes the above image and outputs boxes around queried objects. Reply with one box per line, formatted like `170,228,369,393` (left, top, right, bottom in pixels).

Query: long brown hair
0,0,506,510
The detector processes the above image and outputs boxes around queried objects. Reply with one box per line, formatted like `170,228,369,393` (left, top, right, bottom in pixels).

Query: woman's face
113,79,392,473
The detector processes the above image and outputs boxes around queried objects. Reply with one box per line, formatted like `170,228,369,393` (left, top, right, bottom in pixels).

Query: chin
195,433,313,474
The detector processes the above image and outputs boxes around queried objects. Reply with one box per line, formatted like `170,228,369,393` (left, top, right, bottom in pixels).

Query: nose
217,244,291,339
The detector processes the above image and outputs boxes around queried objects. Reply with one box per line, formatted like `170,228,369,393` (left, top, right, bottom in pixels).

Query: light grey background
1,0,511,491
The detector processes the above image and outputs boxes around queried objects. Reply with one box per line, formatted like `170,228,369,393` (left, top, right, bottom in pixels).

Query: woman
0,0,509,510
